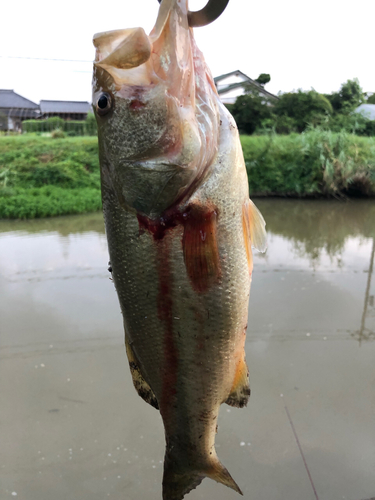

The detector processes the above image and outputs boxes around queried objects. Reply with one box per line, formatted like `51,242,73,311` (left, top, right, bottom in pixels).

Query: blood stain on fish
138,204,221,293
129,99,146,111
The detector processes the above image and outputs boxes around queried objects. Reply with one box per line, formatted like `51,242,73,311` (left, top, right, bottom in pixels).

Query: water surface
1,199,374,500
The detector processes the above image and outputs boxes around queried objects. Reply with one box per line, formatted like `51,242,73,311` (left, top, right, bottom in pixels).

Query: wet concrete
1,199,374,500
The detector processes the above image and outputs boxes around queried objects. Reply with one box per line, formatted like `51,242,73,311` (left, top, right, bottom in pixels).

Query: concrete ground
1,200,374,500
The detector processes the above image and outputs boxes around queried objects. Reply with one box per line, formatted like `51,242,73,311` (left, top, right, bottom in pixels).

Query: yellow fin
225,355,250,408
242,199,267,273
243,199,267,252
125,335,159,409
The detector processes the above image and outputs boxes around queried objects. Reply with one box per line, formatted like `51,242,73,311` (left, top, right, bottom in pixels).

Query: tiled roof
40,100,91,114
214,71,278,101
0,89,39,109
214,70,250,84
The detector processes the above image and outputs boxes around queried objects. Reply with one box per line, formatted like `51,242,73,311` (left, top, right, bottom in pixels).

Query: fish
92,0,267,499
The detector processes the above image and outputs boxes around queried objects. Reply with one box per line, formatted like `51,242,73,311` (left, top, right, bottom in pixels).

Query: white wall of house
219,87,246,104
7,116,14,130
7,116,22,131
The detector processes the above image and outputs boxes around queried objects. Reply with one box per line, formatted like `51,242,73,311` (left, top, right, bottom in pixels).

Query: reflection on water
357,238,375,343
1,199,375,500
254,199,375,343
256,198,375,262
0,200,374,343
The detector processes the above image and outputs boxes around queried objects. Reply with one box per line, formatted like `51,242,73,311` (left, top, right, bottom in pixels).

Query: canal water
1,199,374,500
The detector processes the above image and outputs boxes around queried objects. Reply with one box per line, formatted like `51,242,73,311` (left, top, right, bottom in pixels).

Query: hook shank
157,0,230,27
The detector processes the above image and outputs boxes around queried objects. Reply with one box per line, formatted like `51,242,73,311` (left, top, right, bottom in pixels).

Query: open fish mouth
92,0,221,217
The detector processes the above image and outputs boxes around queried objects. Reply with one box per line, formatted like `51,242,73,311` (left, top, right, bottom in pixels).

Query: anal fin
225,356,250,408
125,335,159,409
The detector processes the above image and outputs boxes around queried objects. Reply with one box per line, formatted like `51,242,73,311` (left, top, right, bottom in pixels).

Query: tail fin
162,451,242,500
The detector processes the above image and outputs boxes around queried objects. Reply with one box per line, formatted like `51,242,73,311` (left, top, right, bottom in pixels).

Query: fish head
92,0,220,218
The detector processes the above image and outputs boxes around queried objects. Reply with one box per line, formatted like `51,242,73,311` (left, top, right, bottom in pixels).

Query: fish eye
96,92,112,116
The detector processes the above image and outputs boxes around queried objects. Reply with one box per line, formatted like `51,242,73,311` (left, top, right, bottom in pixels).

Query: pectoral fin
125,335,159,409
225,356,250,408
242,199,267,273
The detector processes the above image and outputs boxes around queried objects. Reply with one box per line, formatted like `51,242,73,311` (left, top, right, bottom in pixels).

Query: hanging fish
92,0,266,498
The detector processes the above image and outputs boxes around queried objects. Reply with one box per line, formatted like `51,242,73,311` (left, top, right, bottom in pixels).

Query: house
355,104,375,121
0,89,39,131
214,70,278,105
39,100,91,120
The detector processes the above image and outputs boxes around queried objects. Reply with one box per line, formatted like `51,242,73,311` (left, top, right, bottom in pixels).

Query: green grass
241,129,375,197
0,136,101,218
0,186,101,219
1,132,375,219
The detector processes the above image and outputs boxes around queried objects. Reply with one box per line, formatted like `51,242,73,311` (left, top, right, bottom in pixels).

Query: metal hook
157,0,230,27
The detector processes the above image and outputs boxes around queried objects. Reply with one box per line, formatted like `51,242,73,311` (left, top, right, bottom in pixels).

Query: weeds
242,128,375,197
0,132,374,219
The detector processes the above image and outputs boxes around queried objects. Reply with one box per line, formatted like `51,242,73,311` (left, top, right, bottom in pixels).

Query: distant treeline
227,78,375,136
0,131,374,218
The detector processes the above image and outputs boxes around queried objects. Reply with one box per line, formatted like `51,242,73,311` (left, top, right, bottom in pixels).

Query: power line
0,55,92,63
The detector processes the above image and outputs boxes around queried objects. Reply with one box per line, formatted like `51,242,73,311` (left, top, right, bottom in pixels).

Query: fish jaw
92,0,220,217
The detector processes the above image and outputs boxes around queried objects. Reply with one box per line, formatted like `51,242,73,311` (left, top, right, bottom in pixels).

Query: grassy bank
1,131,375,219
241,129,375,197
0,136,101,218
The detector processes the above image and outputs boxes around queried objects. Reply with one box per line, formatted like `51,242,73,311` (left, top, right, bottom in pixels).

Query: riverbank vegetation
0,136,101,218
242,129,375,197
229,78,375,136
1,130,374,218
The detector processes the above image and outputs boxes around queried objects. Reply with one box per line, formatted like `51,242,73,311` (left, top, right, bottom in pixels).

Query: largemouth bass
92,0,266,498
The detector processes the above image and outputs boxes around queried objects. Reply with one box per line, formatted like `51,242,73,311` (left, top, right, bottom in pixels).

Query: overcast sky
1,0,373,104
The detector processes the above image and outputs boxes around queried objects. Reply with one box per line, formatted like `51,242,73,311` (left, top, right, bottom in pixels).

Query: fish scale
93,0,266,498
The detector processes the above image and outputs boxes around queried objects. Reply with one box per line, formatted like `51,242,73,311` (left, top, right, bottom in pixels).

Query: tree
231,89,273,135
366,93,375,105
274,90,333,132
255,73,271,86
326,78,365,113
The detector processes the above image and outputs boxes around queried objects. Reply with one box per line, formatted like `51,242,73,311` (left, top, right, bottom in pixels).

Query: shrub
51,128,65,139
231,89,274,135
274,90,333,133
0,186,101,219
23,114,97,136
241,129,375,197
